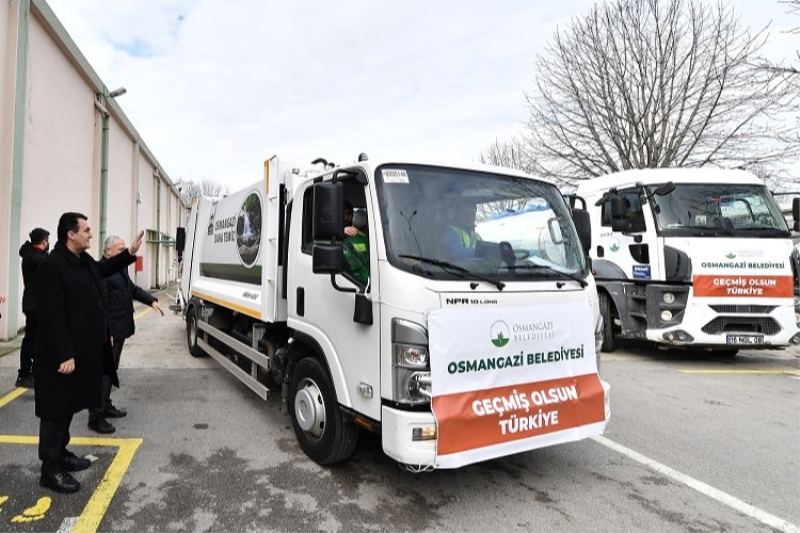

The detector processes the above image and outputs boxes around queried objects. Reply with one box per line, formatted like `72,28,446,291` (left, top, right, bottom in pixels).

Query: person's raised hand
129,230,145,254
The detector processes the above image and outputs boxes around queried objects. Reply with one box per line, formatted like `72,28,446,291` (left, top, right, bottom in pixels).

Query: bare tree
175,177,229,205
478,138,534,173
522,0,800,187
476,139,547,215
756,1,800,74
784,0,800,35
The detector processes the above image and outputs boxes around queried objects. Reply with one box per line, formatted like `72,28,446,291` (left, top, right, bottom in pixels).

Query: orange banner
433,373,606,456
693,275,794,298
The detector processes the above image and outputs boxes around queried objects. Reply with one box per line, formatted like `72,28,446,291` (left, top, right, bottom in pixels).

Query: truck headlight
406,371,432,401
396,344,429,367
392,319,431,405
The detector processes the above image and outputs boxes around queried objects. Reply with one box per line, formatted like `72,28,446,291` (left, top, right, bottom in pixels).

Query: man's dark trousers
39,415,73,474
19,312,37,377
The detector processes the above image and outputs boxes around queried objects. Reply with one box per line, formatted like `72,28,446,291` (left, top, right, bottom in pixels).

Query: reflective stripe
449,226,477,247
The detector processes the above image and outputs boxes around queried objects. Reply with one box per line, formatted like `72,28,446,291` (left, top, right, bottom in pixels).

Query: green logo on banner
490,320,510,347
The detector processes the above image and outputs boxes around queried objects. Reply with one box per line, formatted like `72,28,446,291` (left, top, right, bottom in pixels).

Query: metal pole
99,91,110,253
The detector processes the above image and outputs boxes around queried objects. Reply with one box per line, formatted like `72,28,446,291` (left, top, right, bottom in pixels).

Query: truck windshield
374,164,588,283
648,183,790,237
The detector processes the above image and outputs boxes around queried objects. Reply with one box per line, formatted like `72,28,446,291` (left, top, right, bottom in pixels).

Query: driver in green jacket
343,209,369,286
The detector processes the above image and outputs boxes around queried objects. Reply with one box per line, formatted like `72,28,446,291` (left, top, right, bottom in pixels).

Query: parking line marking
679,369,800,375
133,307,152,320
0,387,29,408
592,435,799,533
57,517,78,533
132,298,165,321
0,435,143,533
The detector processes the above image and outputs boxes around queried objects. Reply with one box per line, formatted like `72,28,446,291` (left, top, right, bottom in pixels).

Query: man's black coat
34,241,135,419
18,241,48,314
101,262,157,340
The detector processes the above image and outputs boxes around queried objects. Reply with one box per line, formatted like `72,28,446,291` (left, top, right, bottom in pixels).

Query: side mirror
312,243,343,274
793,198,799,232
353,292,373,325
313,182,344,241
571,209,591,253
611,218,629,233
610,196,627,219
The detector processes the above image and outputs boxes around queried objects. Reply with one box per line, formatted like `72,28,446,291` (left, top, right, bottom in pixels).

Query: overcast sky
47,0,798,192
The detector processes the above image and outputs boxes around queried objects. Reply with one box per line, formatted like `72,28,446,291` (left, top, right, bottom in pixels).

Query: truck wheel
289,357,359,465
186,307,204,358
598,292,616,353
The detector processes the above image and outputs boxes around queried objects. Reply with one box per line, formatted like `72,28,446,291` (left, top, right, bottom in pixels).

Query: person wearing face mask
16,227,50,389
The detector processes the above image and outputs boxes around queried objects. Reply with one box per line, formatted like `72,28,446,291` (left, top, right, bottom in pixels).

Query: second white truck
573,167,800,355
179,154,610,469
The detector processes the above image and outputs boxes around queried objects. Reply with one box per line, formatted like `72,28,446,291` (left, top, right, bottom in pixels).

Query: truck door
287,180,381,422
597,188,661,281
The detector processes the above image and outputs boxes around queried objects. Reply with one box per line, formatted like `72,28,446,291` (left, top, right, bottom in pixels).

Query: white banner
429,301,608,468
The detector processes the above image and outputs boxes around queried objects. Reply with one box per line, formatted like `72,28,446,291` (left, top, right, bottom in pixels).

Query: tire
598,292,616,353
289,357,359,465
186,307,204,358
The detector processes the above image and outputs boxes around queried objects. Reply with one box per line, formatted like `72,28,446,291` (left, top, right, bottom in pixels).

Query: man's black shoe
105,405,127,418
15,374,34,389
62,453,91,472
40,471,80,493
87,418,115,434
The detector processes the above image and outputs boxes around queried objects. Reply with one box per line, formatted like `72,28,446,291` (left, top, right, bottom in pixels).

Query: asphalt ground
0,292,798,532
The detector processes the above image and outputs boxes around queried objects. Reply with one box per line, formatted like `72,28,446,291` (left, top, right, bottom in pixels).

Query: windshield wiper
398,255,505,290
734,227,791,237
510,263,588,288
681,225,734,236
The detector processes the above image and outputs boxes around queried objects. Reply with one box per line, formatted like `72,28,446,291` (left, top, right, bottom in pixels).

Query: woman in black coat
33,212,143,493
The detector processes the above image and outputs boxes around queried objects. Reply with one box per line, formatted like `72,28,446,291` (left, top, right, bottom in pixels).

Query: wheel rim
294,378,325,439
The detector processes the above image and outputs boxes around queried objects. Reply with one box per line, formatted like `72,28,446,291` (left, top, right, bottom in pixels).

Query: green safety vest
448,225,479,248
343,232,370,285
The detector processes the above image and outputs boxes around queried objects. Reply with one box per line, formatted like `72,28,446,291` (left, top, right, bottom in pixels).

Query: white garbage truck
179,154,610,469
572,167,800,355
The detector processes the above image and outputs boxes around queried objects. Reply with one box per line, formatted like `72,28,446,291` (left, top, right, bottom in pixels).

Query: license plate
726,334,764,345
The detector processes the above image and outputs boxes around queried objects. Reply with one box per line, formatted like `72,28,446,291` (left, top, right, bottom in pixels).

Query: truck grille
708,305,776,314
701,317,781,335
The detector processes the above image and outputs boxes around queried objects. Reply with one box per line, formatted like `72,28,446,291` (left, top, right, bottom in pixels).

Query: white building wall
0,0,187,340
0,0,17,326
23,14,98,240
107,114,136,247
